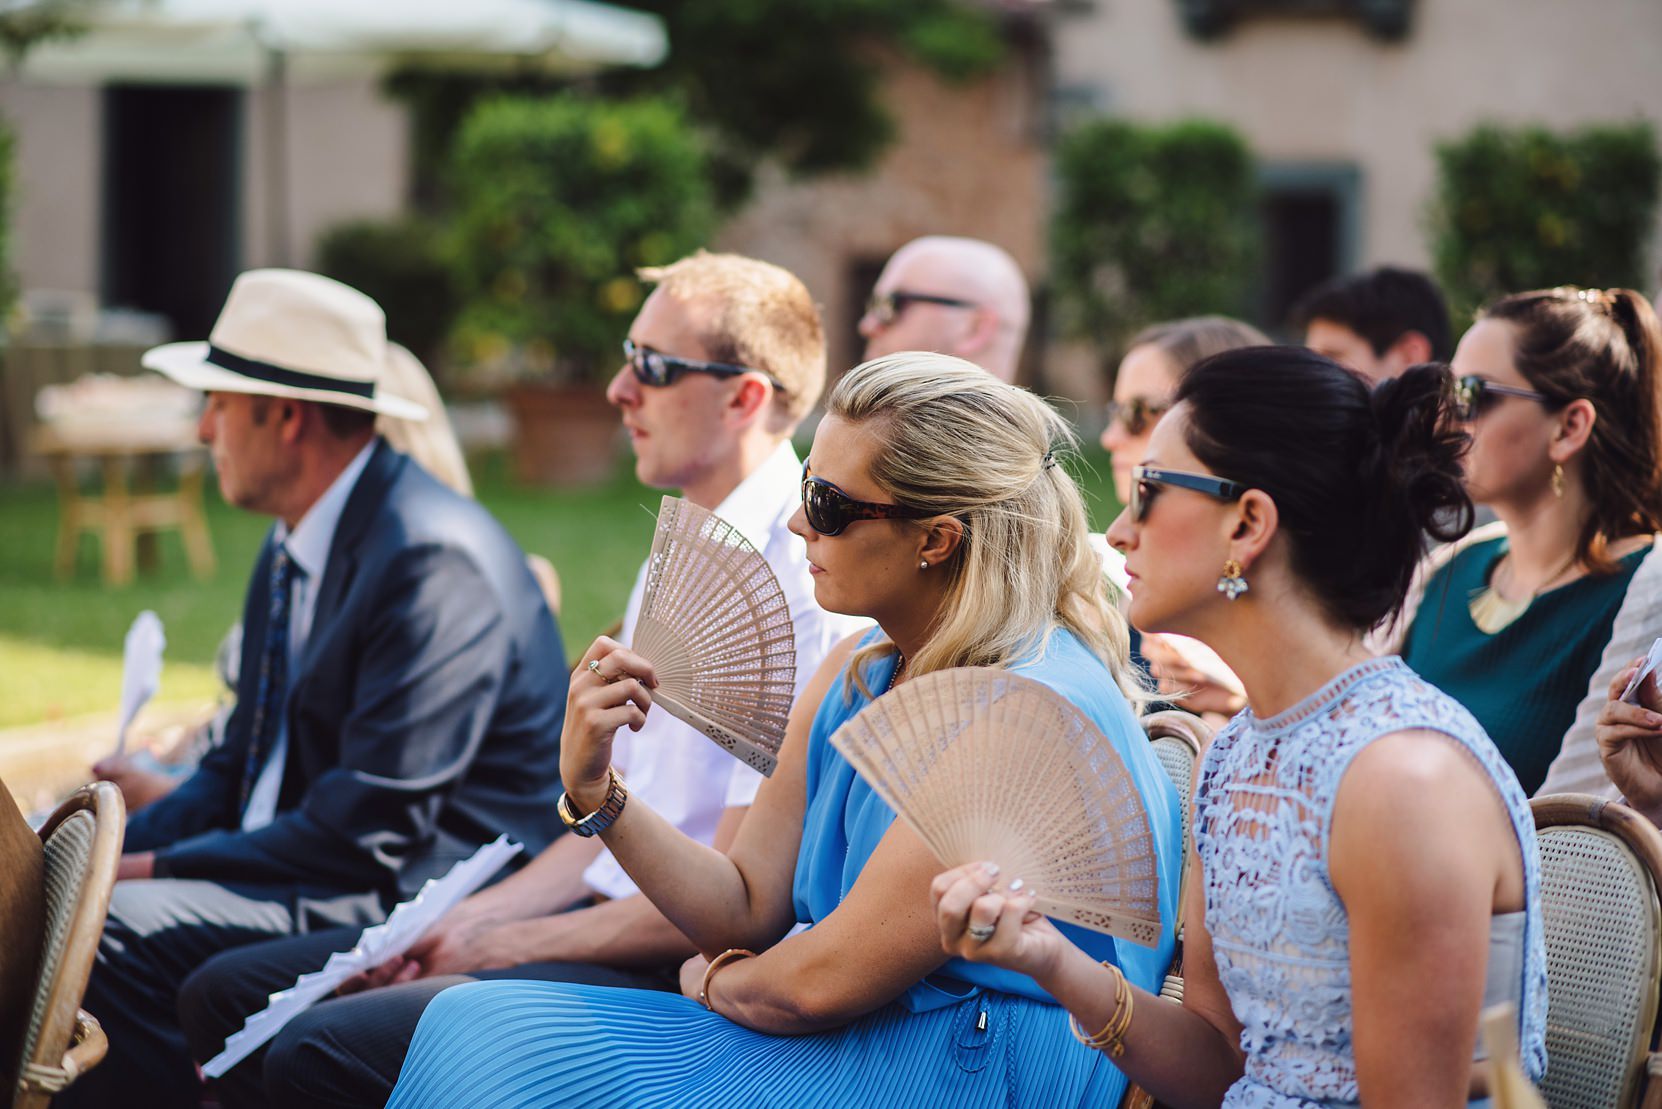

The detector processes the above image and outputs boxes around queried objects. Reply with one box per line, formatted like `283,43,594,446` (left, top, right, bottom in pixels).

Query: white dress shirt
241,440,377,831
582,439,870,899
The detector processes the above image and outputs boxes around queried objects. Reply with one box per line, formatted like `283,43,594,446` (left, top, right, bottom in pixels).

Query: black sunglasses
1129,464,1248,523
623,339,786,392
801,463,935,536
1453,375,1554,421
864,290,977,328
1106,397,1172,437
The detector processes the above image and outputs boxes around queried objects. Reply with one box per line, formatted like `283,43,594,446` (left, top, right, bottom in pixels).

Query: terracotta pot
503,383,621,486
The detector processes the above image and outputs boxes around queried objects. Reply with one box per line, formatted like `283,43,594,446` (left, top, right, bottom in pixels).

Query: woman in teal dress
387,353,1182,1108
1401,286,1662,793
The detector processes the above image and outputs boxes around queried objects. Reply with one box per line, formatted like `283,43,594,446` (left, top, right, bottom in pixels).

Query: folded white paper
115,611,165,756
202,835,523,1077
1621,638,1662,705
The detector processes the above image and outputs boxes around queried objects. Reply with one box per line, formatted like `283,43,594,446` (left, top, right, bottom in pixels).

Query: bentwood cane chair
1119,710,1211,1109
12,783,123,1109
1532,794,1662,1109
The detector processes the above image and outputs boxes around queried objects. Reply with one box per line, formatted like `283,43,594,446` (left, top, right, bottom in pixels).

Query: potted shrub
1430,122,1659,322
447,92,715,484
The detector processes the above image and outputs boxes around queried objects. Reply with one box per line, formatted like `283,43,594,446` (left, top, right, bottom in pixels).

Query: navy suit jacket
125,440,568,904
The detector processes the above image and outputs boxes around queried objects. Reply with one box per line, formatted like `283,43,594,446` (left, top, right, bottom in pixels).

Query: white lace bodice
1195,657,1547,1107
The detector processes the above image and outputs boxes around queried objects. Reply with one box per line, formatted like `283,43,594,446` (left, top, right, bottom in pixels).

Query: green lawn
0,444,1122,729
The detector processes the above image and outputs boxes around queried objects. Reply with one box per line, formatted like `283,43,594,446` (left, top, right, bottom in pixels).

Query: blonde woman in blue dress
936,348,1547,1108
386,354,1183,1107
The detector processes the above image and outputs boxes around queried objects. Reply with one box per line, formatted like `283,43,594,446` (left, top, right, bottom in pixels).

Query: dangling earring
1551,464,1565,499
919,560,929,571
1217,558,1249,601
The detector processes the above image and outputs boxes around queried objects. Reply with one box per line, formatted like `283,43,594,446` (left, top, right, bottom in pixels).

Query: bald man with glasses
858,235,1032,384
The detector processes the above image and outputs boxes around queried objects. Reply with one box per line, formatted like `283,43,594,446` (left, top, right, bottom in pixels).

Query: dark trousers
178,927,680,1109
55,878,383,1109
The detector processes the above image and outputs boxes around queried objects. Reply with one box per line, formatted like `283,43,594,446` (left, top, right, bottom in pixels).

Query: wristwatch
558,767,628,838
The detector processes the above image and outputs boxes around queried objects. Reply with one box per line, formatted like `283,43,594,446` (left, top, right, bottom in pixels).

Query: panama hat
142,269,429,422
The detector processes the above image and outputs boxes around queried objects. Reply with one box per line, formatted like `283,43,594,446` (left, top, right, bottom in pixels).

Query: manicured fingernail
1008,878,1025,893
1647,712,1662,728
980,862,1000,877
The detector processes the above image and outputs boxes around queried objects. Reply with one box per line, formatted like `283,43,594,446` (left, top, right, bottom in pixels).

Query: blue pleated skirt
386,978,1128,1108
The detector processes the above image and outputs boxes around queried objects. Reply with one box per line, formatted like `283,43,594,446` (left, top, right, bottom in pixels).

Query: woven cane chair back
13,783,123,1109
1119,711,1210,1109
1532,795,1662,1109
1143,711,1207,936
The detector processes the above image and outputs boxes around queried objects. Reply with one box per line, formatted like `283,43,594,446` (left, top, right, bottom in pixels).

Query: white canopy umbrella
5,0,666,264
12,0,667,85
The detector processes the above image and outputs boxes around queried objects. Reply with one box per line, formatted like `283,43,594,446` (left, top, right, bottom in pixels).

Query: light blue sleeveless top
793,627,1184,1008
1196,657,1548,1106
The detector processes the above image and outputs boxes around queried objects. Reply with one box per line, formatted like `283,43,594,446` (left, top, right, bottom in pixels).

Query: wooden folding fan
633,496,797,776
830,666,1164,946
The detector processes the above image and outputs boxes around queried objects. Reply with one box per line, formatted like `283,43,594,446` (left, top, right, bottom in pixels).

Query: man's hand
1597,660,1662,826
92,754,180,813
336,904,514,995
115,852,155,881
1142,634,1246,718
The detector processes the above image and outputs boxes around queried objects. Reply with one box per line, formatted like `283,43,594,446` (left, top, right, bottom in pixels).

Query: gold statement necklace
1468,551,1579,635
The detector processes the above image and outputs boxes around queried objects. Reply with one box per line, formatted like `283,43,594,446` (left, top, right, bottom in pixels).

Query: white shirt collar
273,439,377,579
710,439,801,549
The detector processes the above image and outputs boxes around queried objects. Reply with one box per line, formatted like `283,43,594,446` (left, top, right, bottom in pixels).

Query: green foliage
0,0,108,65
314,217,457,378
1051,118,1260,355
604,0,1004,197
445,94,715,383
385,1,1007,211
0,118,15,332
1430,122,1661,319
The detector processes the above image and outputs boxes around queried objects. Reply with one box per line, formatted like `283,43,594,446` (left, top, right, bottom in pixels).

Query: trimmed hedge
1051,118,1259,356
1430,122,1660,318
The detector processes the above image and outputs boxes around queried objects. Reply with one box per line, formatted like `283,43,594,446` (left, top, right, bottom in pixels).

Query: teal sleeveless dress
386,628,1182,1108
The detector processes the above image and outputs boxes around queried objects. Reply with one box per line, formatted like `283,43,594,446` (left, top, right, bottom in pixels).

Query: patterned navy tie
240,545,301,812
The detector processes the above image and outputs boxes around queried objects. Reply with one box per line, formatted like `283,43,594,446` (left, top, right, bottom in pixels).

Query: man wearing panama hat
61,270,570,1107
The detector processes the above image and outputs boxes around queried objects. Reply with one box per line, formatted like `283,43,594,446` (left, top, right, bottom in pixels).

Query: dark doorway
841,256,887,379
1256,164,1360,338
103,85,242,339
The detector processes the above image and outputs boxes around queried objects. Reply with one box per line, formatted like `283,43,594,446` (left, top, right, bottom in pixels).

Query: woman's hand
679,953,710,1001
561,637,659,810
931,862,1069,983
1597,660,1662,826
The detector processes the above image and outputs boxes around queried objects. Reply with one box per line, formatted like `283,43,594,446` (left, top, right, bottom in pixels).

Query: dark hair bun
1176,348,1473,630
1367,363,1473,543
1361,361,1474,602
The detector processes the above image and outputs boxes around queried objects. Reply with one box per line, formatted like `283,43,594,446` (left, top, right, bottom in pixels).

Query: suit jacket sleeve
124,538,276,853
121,714,243,851
151,544,514,891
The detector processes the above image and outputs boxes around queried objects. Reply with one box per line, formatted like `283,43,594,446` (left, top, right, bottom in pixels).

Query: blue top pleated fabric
387,626,1181,1109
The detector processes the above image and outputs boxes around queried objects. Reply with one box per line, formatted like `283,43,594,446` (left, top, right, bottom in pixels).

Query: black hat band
206,344,376,400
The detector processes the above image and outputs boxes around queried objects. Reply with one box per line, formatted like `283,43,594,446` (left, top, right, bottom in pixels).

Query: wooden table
32,421,216,586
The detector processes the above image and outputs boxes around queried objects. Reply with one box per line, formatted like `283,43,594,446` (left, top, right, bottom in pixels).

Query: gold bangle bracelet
1069,960,1135,1057
697,948,756,1011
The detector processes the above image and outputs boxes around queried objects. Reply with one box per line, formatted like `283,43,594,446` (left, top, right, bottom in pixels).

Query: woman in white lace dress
936,347,1547,1107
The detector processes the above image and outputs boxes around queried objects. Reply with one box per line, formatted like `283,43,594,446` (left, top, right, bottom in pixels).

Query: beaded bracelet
697,948,756,1011
1069,960,1134,1057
